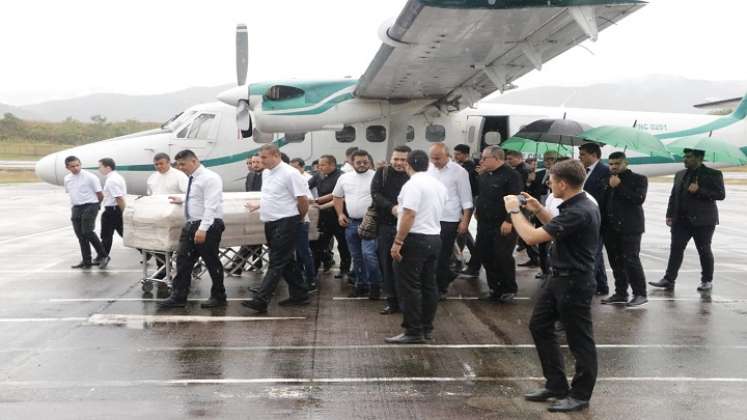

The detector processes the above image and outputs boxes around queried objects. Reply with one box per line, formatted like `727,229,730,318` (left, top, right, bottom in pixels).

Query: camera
516,195,528,206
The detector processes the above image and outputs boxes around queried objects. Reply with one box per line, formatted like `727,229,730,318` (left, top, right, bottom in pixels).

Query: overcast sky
1,0,745,105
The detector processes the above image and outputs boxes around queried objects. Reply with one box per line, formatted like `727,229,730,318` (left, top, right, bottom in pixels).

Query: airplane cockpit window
264,85,305,101
177,113,216,139
162,110,197,132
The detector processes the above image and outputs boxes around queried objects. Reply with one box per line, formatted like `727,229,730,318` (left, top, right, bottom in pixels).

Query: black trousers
593,238,608,292
377,223,398,306
313,219,351,273
665,220,716,283
100,206,123,256
256,215,308,303
437,221,460,293
604,231,646,297
394,234,441,336
71,203,106,263
172,220,226,300
529,272,597,401
476,224,518,294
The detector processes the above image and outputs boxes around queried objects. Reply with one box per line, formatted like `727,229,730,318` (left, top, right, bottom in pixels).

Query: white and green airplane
35,0,747,194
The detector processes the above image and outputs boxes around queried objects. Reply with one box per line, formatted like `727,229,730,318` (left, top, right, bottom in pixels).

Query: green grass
0,142,74,161
0,170,39,184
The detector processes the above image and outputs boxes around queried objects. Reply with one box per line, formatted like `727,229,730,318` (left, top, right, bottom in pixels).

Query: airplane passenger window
407,125,415,142
468,126,475,144
285,132,306,143
425,124,446,142
335,126,356,143
366,125,386,143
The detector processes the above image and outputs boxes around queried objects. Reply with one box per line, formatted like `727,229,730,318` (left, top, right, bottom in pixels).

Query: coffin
123,192,319,252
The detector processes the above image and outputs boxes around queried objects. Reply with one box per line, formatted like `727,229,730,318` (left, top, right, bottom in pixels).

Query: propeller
216,23,253,137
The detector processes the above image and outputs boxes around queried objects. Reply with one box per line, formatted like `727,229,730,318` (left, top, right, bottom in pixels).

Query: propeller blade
236,24,248,86
237,99,253,138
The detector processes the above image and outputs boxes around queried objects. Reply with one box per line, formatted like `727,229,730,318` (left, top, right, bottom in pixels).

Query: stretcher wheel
142,280,154,293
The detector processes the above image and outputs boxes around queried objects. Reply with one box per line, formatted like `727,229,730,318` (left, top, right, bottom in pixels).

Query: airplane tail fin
657,93,747,141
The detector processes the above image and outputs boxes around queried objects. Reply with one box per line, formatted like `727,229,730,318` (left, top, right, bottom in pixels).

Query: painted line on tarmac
332,296,531,301
49,298,259,303
0,314,305,324
4,376,747,387
5,343,747,353
0,269,143,274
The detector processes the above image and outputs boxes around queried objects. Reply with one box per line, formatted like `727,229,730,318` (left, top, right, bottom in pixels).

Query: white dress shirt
147,167,188,195
546,192,598,217
260,161,309,222
427,160,473,222
64,169,102,206
397,172,447,235
185,165,224,231
102,170,127,207
333,170,375,219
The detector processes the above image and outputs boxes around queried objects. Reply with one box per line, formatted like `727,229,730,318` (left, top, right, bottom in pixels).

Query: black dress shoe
479,293,500,302
649,279,675,290
241,298,268,313
96,256,111,270
380,304,399,315
601,294,628,304
547,397,589,412
71,261,93,269
334,271,349,279
697,281,713,291
458,268,480,278
498,293,516,303
278,297,311,306
594,288,609,296
626,295,648,307
200,297,227,308
517,260,538,267
384,333,425,344
524,388,567,402
158,296,187,308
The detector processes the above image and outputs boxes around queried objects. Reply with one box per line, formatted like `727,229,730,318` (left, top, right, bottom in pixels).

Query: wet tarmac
1,182,747,419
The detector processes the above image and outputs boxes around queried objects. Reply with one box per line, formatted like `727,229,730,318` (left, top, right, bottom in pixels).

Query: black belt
186,218,224,226
550,269,591,278
73,203,98,208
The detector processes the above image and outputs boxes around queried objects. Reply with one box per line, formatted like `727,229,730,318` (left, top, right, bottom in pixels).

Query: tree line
0,113,159,146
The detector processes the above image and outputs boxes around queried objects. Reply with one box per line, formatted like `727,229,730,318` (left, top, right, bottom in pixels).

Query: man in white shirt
242,144,311,313
98,158,127,261
386,150,447,344
340,146,358,173
427,143,473,298
146,153,188,195
63,155,109,269
333,149,381,298
159,149,227,309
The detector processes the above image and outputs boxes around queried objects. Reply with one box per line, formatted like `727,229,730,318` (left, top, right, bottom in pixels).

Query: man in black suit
650,148,725,292
225,155,264,275
599,152,648,307
579,142,610,295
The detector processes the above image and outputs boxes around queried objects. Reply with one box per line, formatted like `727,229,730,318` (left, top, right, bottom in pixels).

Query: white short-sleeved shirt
260,162,309,222
333,170,375,219
427,160,473,222
102,171,127,207
341,162,354,173
397,172,447,235
64,169,102,206
147,168,188,195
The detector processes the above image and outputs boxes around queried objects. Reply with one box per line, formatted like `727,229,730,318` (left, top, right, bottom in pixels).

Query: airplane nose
35,153,60,185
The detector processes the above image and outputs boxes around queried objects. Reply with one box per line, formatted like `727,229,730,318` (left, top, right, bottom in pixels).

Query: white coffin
123,192,319,252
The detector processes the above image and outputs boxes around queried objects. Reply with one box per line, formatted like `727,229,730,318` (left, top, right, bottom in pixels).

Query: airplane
34,0,747,195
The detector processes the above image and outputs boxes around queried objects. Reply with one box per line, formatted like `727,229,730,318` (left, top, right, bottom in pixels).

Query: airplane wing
354,0,646,110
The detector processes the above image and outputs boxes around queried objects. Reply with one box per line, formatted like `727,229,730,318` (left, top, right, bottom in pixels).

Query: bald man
427,144,474,298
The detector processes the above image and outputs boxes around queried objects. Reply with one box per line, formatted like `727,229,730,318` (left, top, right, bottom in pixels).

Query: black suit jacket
245,171,262,192
527,168,548,201
666,165,725,226
602,169,647,234
584,162,610,209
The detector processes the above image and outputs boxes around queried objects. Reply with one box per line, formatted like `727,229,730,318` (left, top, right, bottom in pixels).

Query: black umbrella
513,118,595,146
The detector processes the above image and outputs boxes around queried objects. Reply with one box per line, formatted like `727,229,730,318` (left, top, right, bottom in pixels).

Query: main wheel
141,280,154,293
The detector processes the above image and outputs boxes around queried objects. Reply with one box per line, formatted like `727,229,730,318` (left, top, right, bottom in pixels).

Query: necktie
185,175,194,220
586,167,591,174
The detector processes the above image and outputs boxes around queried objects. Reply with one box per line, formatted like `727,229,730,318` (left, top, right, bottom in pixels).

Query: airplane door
480,116,510,150
169,112,221,159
